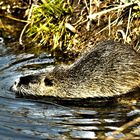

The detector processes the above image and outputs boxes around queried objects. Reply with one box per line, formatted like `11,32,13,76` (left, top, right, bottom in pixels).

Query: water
0,39,140,139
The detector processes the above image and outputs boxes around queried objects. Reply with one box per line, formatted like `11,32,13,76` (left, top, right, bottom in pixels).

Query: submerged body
11,40,140,98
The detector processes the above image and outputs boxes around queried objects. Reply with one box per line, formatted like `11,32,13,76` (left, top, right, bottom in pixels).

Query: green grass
26,0,73,51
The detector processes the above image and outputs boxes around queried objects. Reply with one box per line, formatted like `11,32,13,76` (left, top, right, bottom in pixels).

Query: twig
108,15,111,36
65,23,78,34
88,2,133,20
5,15,28,23
19,23,30,45
105,117,140,140
83,0,89,12
95,18,119,35
125,7,132,43
19,4,34,45
86,0,92,31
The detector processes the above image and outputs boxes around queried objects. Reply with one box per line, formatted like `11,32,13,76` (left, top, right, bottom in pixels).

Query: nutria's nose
15,78,20,85
10,78,20,92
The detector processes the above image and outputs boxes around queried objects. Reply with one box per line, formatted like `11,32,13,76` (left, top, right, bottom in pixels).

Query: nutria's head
11,70,61,97
11,74,44,96
11,67,73,98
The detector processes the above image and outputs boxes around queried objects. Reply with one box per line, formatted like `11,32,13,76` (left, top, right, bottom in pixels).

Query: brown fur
11,40,140,99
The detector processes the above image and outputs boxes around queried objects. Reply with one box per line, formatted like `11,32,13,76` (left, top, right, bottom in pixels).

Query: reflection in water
0,41,140,139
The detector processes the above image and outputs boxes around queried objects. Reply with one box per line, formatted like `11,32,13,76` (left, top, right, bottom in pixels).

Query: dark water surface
0,40,140,139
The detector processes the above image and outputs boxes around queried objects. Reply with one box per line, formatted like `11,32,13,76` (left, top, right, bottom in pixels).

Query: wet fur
11,40,140,99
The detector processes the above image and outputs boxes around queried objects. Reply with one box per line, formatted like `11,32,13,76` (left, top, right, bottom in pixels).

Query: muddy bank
0,0,140,61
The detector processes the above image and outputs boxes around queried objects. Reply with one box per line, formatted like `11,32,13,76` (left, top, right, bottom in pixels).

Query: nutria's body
11,40,140,98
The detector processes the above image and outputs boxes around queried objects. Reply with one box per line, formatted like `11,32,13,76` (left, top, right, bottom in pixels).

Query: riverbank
1,0,140,61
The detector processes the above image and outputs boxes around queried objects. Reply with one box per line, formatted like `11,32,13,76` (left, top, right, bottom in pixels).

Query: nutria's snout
10,78,20,92
10,75,42,96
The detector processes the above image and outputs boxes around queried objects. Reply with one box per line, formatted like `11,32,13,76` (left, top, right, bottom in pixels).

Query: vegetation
0,0,140,58
132,1,140,18
25,0,74,51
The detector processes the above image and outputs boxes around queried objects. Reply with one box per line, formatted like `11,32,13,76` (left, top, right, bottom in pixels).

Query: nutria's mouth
10,75,42,97
10,83,34,97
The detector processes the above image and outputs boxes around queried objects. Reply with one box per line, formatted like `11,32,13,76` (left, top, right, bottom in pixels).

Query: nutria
11,40,140,99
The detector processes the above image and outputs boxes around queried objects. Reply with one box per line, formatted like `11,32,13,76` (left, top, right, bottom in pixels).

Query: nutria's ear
44,77,53,86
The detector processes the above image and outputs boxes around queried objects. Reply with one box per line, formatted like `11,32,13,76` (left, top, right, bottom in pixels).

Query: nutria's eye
44,77,53,86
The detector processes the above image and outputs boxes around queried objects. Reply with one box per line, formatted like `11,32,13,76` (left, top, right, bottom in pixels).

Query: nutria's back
11,40,140,98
